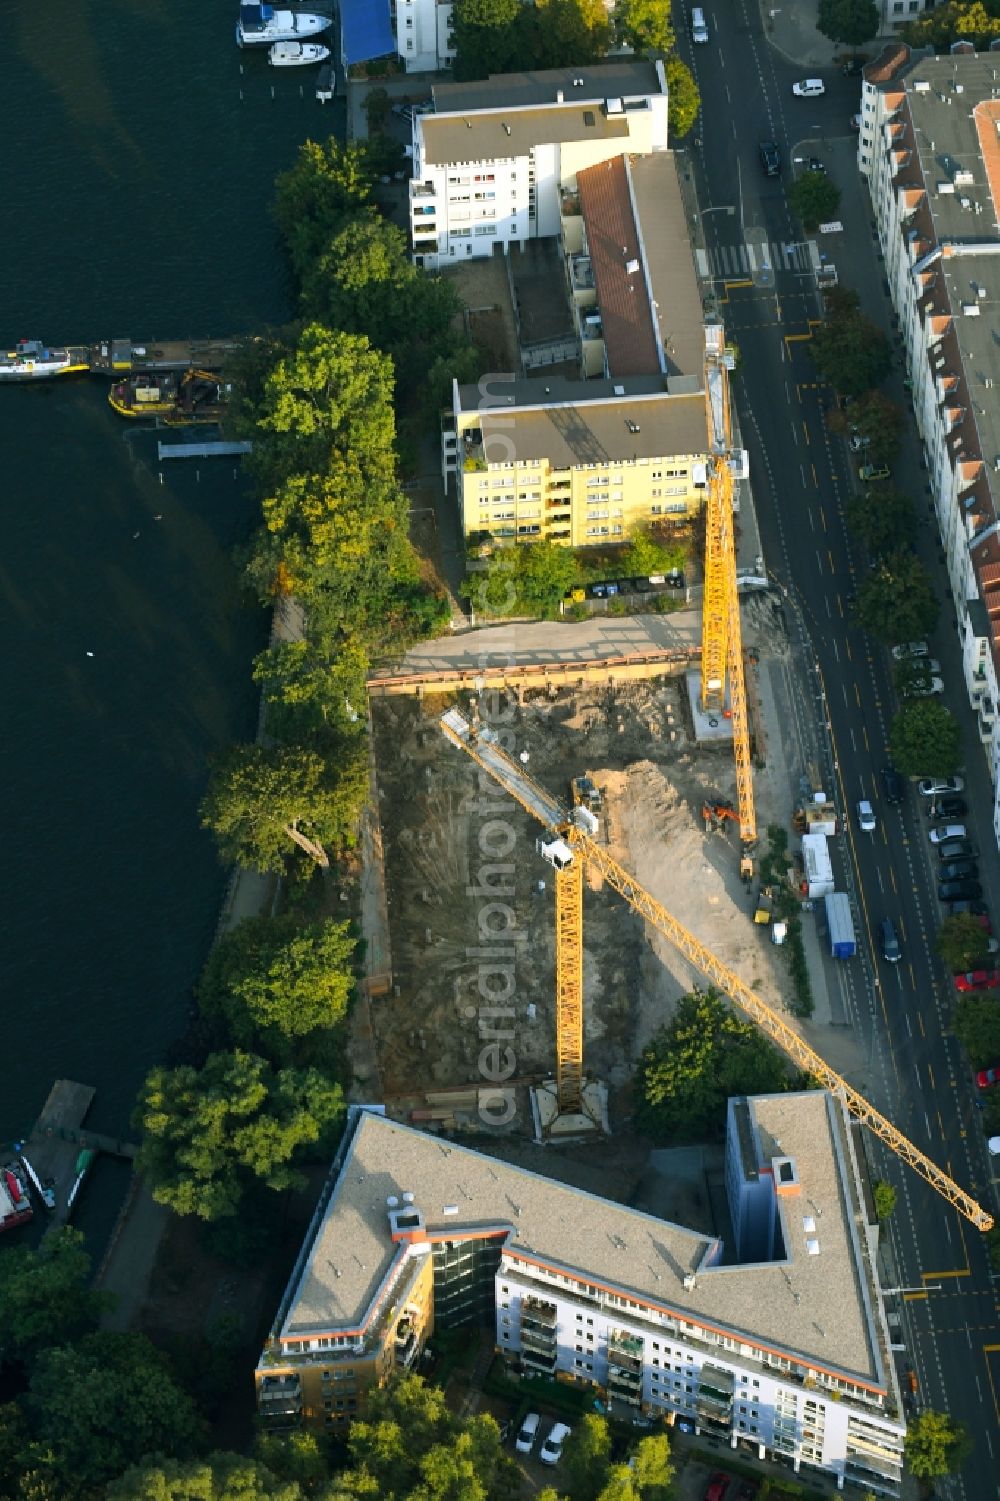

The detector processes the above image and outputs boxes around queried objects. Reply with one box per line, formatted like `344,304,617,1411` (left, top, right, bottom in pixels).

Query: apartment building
409,61,669,269
859,43,1000,842
395,0,456,72
256,1098,905,1493
444,375,710,546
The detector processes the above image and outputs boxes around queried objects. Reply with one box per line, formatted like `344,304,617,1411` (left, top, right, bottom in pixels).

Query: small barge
109,368,230,424
0,1162,34,1232
0,339,89,381
1,336,244,382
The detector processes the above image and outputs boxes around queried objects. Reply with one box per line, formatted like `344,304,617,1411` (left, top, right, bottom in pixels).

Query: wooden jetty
18,1081,138,1236
157,439,253,460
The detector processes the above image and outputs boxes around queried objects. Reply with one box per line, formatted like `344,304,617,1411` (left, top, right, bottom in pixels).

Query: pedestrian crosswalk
694,239,816,281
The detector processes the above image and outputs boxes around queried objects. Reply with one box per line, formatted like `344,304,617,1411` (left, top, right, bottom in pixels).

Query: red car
976,1064,1000,1089
954,970,1000,993
704,1475,732,1501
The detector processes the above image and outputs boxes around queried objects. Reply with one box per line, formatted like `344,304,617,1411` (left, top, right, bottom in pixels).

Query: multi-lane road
680,3,1000,1486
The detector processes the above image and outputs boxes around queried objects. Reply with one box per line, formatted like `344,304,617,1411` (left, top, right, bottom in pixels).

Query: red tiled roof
577,156,660,379
864,44,910,85
973,100,1000,222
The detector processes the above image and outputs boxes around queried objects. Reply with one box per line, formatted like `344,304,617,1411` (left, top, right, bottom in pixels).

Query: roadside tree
198,915,358,1050
817,0,879,49
811,291,891,398
904,1409,971,1481
532,0,611,66
561,1413,612,1501
953,994,1000,1070
613,0,675,53
665,56,701,139
872,1180,897,1219
28,1331,203,1497
850,389,904,468
854,549,939,643
936,913,991,974
638,991,795,1141
200,742,367,873
844,486,915,558
135,1049,344,1220
788,171,841,232
986,1226,1000,1273
889,699,962,778
108,1454,303,1501
362,87,391,135
0,1228,107,1370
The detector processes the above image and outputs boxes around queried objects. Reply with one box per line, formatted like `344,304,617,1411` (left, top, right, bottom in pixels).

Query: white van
691,6,709,42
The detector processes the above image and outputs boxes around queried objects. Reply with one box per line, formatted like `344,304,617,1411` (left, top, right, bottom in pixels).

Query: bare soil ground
359,620,802,1130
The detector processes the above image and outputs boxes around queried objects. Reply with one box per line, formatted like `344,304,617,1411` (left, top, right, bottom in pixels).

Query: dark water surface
2,1,343,1146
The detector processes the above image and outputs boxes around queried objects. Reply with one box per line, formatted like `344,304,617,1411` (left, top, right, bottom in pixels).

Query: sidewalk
761,0,856,70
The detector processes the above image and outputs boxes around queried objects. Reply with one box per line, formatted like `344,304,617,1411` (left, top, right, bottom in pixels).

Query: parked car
947,899,991,928
892,641,930,661
881,765,904,804
905,675,945,697
704,1475,732,1501
733,1484,759,1501
929,824,967,844
939,859,979,881
857,799,876,833
539,1423,571,1466
849,433,870,451
955,970,1000,993
939,878,983,901
937,839,976,861
842,59,865,76
759,140,781,176
919,776,965,796
930,796,968,819
975,1064,1000,1089
793,78,825,96
988,1135,1000,1155
859,462,890,481
805,156,826,173
880,917,902,963
516,1413,540,1454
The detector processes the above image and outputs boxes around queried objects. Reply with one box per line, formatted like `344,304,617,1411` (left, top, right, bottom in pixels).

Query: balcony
570,255,595,291
411,182,435,199
522,1297,557,1327
520,1325,557,1355
560,188,581,216
522,1347,557,1375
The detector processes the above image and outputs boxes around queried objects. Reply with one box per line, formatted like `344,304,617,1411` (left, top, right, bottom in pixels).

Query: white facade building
859,43,1000,843
409,61,668,269
395,0,455,72
262,1097,906,1494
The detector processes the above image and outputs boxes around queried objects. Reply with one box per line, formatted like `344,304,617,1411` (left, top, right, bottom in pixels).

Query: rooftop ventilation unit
938,181,955,194
962,303,981,316
955,169,974,185
806,1239,821,1255
994,456,1000,472
914,79,930,92
625,419,640,433
961,197,972,210
606,97,624,115
625,257,640,274
613,383,625,395
387,1195,399,1208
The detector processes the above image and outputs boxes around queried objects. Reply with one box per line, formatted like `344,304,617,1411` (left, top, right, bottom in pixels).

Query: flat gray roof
631,153,705,380
420,104,630,168
432,61,664,115
280,1096,886,1387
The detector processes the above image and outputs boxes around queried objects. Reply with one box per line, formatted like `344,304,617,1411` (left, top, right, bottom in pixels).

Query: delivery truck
824,891,856,958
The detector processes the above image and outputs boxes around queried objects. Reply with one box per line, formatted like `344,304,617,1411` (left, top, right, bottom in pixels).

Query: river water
1,1,345,1155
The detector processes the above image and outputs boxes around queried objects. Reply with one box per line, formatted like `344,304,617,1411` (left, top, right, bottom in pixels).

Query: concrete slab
685,669,735,745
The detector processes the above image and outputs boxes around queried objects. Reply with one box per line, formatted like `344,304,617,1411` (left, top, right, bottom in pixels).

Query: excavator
440,705,992,1231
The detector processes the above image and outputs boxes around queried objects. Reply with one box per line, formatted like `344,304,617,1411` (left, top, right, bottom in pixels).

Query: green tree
953,994,1000,1070
108,1453,303,1501
629,1432,674,1498
452,0,528,80
788,170,842,231
198,914,357,1050
516,539,581,614
872,1180,897,1220
28,1331,203,1496
904,0,1000,49
665,55,701,139
596,1468,641,1501
638,991,795,1141
343,1375,510,1499
854,549,939,643
533,0,611,66
362,87,391,134
201,742,368,873
843,485,914,558
253,637,369,740
985,1226,1000,1273
811,294,891,397
817,0,879,48
889,699,962,778
849,390,904,468
0,1228,108,1369
254,1433,329,1496
274,139,375,284
614,0,675,53
937,913,994,974
621,525,686,579
894,658,939,697
135,1050,344,1219
904,1408,971,1480
561,1414,612,1501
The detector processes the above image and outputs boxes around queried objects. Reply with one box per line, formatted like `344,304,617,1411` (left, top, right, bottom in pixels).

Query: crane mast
439,708,993,1232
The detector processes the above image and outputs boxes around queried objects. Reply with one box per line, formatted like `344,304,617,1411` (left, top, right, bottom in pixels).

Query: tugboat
108,368,229,424
0,339,89,381
236,4,332,46
0,1162,34,1232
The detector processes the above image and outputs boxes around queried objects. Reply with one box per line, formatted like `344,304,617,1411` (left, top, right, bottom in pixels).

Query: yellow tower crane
440,706,993,1231
700,325,756,878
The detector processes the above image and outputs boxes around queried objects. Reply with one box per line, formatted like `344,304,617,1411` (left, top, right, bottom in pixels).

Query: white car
891,641,929,661
857,799,876,833
540,1422,571,1466
929,824,967,844
515,1412,540,1454
793,78,826,97
905,676,944,696
919,776,964,797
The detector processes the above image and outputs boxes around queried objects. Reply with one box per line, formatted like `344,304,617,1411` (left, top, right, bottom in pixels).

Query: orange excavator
702,799,739,831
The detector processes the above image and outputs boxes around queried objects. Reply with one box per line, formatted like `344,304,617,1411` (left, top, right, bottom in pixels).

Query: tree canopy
638,990,796,1140
843,485,913,557
937,912,994,974
135,1049,344,1219
953,993,1000,1069
198,914,358,1051
811,289,891,397
904,0,1000,50
889,699,962,778
788,171,841,232
0,1228,107,1370
108,1453,303,1501
614,0,675,53
561,1413,612,1501
817,0,879,47
854,549,939,644
665,56,701,139
253,636,369,742
904,1408,971,1479
273,139,375,284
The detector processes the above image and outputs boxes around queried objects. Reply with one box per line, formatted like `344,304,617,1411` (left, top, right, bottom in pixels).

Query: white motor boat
268,40,331,66
236,4,332,46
